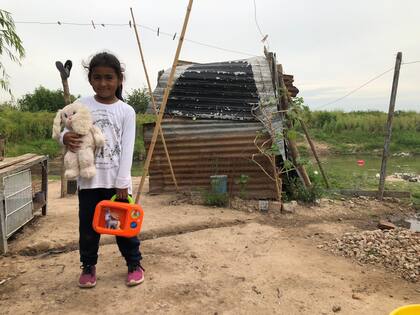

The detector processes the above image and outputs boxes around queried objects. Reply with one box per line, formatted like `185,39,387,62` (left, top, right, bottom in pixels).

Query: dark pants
78,188,142,266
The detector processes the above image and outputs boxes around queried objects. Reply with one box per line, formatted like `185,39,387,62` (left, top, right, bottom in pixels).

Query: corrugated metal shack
143,56,298,199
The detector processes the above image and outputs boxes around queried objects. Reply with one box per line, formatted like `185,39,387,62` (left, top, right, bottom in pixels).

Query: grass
316,155,420,203
308,129,420,155
2,107,419,204
303,110,420,154
1,111,156,160
6,139,60,158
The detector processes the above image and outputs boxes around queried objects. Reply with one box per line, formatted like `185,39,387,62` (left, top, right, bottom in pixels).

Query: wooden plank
0,154,37,170
299,119,330,188
0,192,7,253
276,61,311,188
0,136,4,161
130,7,179,192
135,0,194,204
41,158,48,215
337,189,410,198
0,155,47,178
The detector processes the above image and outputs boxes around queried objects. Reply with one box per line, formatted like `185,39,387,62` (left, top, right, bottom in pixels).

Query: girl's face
89,66,122,104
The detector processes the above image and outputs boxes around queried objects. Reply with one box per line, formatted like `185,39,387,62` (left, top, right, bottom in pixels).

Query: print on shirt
91,109,121,170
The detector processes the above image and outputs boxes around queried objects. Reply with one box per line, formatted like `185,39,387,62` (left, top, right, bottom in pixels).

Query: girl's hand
116,188,128,201
63,132,83,152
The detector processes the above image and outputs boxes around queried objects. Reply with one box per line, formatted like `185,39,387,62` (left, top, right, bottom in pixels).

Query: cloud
1,0,419,112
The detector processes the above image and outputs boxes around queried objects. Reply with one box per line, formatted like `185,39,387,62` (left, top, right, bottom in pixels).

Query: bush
134,114,156,161
126,88,150,114
283,167,324,203
18,86,77,112
6,139,60,158
0,107,55,142
203,191,229,207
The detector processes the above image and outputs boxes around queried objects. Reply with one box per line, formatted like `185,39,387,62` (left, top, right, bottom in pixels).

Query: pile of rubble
325,228,419,282
391,172,420,182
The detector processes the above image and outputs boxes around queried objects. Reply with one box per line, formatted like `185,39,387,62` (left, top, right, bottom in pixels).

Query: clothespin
101,23,105,27
129,20,132,28
173,32,177,40
57,21,62,25
91,20,96,29
157,27,160,36
261,34,268,43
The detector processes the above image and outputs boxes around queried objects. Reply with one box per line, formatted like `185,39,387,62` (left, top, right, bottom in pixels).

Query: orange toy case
92,195,144,238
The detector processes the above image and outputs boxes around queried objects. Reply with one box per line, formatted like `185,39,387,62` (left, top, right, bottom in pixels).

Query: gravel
325,228,420,282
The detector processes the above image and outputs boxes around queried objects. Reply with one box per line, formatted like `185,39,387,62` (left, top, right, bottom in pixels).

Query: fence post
378,52,402,200
55,60,72,198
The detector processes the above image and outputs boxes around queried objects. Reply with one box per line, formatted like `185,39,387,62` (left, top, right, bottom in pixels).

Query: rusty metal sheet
144,119,280,199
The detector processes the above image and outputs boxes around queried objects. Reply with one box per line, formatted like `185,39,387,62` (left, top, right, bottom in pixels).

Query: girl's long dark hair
86,52,124,101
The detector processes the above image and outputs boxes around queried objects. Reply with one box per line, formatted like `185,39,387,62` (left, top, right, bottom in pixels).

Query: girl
62,52,144,288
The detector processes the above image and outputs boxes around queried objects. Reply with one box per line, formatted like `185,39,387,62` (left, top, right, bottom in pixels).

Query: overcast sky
1,0,419,111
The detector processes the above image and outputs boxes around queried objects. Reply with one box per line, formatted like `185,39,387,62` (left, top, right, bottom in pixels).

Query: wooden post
56,60,73,198
0,134,5,161
61,76,71,197
62,79,71,105
378,52,402,200
0,196,7,253
299,118,330,188
60,75,70,197
276,60,311,188
129,8,179,192
135,0,194,204
41,158,48,215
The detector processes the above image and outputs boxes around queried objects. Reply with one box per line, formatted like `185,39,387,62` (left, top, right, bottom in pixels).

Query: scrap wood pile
324,228,419,282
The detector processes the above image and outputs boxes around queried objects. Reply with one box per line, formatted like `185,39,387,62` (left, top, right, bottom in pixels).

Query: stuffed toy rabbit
52,101,105,179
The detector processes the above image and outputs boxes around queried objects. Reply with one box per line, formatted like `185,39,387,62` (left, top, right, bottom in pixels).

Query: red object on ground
357,160,365,166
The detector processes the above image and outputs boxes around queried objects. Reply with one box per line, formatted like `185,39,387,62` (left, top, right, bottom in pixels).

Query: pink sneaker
127,264,144,286
78,265,96,288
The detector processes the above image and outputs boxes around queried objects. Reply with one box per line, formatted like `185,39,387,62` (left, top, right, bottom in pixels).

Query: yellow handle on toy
110,194,134,204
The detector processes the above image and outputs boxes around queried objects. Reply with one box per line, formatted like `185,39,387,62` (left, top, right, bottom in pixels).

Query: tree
125,88,150,114
0,9,25,94
18,86,77,112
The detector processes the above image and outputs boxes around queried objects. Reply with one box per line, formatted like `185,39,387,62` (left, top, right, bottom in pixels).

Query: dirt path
0,179,418,314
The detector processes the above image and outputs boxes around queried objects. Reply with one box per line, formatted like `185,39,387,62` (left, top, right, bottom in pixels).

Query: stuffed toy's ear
52,109,63,140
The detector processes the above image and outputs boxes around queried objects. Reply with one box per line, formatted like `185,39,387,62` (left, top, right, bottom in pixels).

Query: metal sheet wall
149,56,299,121
144,119,279,199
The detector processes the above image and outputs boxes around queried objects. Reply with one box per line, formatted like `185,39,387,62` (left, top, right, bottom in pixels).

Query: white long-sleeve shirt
61,96,136,193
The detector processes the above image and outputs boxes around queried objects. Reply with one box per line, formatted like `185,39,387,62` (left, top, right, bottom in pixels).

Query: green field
319,155,420,190
2,107,419,203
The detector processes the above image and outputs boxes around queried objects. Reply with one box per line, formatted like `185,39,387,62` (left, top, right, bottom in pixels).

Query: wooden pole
135,0,193,204
62,79,71,105
129,7,179,192
378,52,402,200
0,134,5,161
60,74,71,197
276,61,311,188
299,118,330,188
41,158,48,215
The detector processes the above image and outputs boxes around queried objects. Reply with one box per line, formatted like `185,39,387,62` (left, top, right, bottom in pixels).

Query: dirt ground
0,178,419,315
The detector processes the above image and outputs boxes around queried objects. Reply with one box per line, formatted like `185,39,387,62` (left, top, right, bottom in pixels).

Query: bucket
389,304,420,315
210,175,227,194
